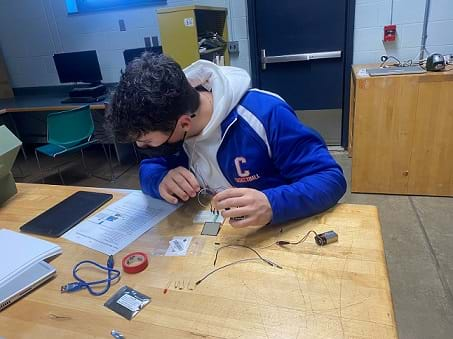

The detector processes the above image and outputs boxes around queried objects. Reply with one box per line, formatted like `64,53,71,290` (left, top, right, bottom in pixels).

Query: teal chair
35,105,113,184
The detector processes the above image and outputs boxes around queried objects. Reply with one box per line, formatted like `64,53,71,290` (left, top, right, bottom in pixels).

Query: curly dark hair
106,53,200,142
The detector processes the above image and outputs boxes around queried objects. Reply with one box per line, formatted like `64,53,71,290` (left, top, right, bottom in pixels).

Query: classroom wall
0,0,250,88
2,0,451,88
354,0,453,64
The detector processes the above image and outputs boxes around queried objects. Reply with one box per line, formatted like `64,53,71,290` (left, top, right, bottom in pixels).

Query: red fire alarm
384,24,397,42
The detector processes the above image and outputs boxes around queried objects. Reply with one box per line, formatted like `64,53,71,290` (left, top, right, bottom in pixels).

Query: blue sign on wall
65,0,166,14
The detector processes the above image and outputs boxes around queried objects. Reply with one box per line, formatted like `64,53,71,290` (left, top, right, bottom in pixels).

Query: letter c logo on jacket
234,157,250,177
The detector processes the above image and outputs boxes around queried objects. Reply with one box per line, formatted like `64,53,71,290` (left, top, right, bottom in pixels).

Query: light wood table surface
0,183,398,338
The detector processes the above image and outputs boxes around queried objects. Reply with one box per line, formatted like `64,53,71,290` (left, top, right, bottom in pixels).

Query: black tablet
20,191,113,237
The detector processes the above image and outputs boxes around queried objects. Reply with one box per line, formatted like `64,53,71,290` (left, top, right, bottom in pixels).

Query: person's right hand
158,166,200,204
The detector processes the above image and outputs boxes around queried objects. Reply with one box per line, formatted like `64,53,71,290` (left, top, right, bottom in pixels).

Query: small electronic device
20,191,113,237
426,53,446,71
314,231,338,246
0,261,56,311
201,222,222,236
104,286,150,320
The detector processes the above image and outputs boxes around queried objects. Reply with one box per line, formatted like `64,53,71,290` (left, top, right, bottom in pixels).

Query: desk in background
349,64,453,196
0,183,398,338
0,91,136,164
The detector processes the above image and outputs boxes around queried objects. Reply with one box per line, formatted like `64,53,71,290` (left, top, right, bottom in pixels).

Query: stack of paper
63,192,180,255
0,229,62,288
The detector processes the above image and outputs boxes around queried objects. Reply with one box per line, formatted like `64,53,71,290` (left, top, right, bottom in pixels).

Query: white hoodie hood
183,60,251,191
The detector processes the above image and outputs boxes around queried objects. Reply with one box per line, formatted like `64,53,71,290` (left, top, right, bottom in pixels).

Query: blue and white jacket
140,61,346,225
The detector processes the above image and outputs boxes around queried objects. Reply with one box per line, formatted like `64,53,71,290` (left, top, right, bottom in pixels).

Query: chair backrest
47,105,94,148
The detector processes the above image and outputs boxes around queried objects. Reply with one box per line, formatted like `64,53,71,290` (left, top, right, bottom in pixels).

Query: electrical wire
61,256,121,296
195,230,325,286
380,55,430,69
195,245,282,286
275,230,319,246
259,230,319,249
214,244,282,267
195,258,267,286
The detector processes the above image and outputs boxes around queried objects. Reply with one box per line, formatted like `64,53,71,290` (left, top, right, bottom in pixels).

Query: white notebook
0,229,62,287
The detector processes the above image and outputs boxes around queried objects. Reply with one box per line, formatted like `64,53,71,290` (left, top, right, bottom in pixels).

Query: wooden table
0,98,105,115
348,64,453,196
0,184,398,338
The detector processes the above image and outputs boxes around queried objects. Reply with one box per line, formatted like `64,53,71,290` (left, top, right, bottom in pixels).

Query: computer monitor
123,46,163,66
53,50,103,84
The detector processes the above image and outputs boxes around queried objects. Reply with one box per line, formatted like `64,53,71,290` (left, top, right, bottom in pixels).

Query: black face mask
137,131,187,158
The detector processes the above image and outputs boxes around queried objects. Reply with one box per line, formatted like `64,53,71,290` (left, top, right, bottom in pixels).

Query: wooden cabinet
157,5,230,68
349,65,453,196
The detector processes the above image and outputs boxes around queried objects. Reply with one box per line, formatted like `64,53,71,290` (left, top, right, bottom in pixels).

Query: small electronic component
104,286,150,320
201,221,221,236
111,330,125,339
163,281,171,294
314,231,338,246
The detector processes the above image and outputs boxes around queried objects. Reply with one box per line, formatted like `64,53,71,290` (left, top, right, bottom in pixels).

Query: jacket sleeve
261,104,347,225
139,151,189,199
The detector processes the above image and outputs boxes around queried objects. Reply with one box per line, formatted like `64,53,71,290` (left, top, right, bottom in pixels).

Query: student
106,53,346,228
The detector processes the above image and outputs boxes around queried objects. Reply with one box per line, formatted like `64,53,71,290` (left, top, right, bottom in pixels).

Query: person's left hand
212,188,273,228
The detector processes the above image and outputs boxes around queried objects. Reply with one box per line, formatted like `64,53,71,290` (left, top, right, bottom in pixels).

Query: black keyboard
61,95,106,104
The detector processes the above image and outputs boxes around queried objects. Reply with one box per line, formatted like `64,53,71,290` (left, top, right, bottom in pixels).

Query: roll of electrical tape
122,252,148,274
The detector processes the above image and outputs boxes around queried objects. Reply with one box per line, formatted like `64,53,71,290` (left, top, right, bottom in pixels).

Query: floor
13,146,453,339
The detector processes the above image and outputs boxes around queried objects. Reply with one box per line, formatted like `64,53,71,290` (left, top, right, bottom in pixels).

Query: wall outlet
227,41,239,54
119,19,126,31
151,36,159,47
144,37,151,48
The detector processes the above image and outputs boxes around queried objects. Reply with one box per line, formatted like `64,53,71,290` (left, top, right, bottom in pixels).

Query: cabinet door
408,76,453,196
351,76,418,194
158,9,199,68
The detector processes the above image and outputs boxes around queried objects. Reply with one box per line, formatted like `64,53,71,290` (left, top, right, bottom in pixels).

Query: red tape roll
122,252,148,274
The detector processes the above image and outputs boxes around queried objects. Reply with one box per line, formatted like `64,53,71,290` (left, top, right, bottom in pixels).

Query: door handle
260,49,342,70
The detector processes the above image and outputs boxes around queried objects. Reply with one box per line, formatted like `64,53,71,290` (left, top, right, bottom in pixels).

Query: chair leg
34,149,45,184
20,146,27,161
102,143,115,182
80,148,90,174
56,158,65,185
132,143,140,164
8,112,27,160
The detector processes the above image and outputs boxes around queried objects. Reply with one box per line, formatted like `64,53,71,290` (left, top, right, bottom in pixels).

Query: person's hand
159,167,200,204
212,188,273,227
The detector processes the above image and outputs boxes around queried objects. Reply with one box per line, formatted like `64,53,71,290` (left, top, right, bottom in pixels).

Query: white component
116,294,142,312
